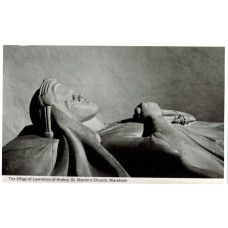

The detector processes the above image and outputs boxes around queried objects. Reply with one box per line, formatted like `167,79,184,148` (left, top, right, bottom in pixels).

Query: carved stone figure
2,78,224,177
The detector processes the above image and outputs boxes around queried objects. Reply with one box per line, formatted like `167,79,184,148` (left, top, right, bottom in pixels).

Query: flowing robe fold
2,121,224,178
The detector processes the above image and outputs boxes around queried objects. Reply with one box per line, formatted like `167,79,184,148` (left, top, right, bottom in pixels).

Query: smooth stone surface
3,46,224,145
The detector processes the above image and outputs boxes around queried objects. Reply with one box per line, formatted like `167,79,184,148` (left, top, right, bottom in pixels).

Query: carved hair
30,78,58,138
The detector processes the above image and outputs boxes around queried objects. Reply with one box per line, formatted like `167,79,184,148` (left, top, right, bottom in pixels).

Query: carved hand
134,102,163,122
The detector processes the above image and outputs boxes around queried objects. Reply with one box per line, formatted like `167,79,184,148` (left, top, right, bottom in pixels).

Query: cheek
62,100,72,110
70,107,88,122
71,105,98,122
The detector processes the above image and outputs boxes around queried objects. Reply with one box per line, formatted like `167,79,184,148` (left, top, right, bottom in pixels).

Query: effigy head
30,78,98,138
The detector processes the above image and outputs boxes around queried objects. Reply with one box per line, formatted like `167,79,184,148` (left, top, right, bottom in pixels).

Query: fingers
135,102,162,121
135,107,141,115
133,104,142,121
133,107,142,121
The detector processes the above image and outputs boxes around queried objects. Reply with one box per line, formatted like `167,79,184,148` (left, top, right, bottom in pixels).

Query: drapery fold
2,126,129,177
2,121,223,178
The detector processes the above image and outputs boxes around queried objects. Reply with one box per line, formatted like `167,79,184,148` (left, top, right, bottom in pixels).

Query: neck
83,117,107,132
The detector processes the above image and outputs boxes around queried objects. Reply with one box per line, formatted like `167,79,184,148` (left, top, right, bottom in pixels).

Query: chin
81,105,99,122
87,104,98,120
93,103,99,114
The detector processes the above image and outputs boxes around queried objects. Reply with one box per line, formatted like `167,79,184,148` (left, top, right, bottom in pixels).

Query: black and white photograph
1,1,228,228
2,45,224,181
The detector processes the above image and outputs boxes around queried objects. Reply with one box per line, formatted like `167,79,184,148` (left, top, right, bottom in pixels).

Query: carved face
53,83,99,122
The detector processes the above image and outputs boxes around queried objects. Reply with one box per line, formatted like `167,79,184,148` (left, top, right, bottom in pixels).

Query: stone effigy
2,78,224,177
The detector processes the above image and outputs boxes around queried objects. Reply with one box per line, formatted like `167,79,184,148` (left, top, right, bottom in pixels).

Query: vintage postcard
2,46,224,183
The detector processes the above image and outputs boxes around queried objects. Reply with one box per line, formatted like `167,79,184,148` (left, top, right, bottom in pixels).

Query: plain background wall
3,46,224,146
